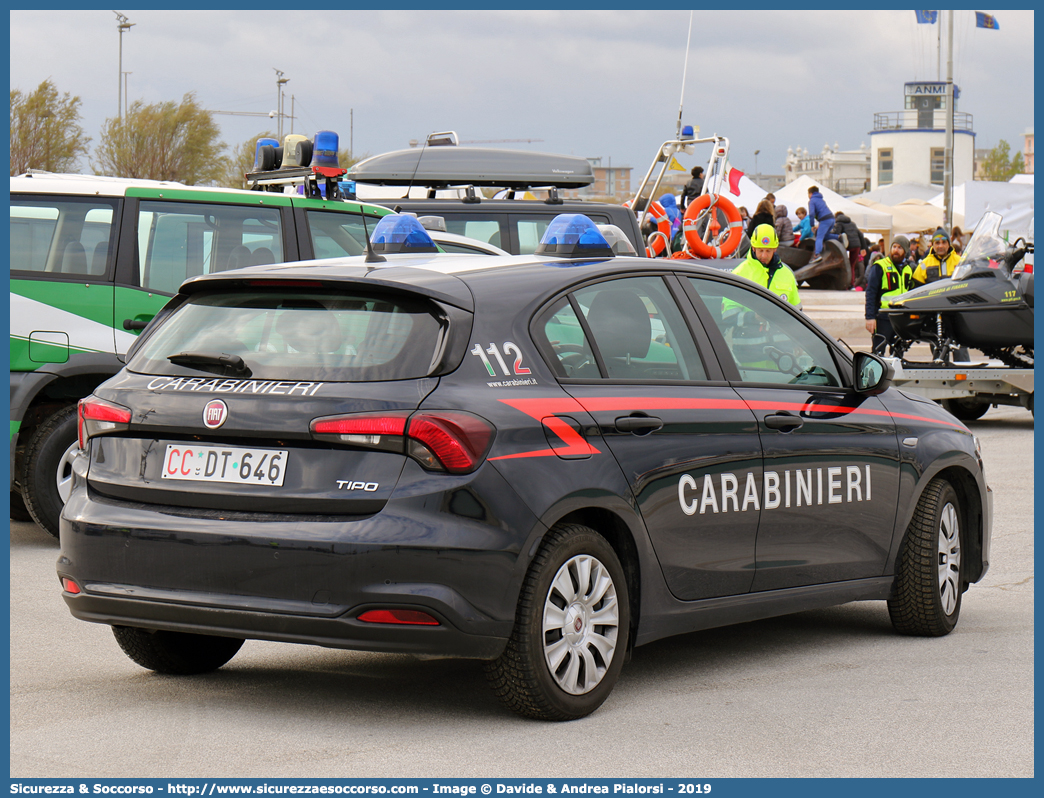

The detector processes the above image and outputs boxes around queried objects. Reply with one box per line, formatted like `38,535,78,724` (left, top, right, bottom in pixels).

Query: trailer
882,357,1034,420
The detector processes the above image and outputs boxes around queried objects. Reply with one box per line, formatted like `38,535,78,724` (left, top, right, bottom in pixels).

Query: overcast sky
9,9,1035,183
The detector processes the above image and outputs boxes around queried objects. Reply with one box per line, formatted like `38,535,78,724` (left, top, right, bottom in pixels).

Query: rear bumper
62,589,507,660
57,460,539,660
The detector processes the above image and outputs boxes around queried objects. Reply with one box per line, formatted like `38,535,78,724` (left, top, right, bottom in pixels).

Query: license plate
161,444,288,486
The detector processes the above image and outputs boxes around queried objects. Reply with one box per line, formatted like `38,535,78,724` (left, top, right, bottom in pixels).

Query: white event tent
929,181,1034,239
773,175,892,238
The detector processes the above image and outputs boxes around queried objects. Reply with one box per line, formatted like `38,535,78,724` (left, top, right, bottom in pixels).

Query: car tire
112,626,244,675
10,490,34,522
485,523,629,721
941,397,990,421
21,404,79,538
887,477,964,637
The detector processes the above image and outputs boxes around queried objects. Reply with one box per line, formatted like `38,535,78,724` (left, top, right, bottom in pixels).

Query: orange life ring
625,200,672,257
682,194,743,258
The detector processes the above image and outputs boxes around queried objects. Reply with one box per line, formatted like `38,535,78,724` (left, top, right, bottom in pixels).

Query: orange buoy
682,194,743,258
626,200,672,257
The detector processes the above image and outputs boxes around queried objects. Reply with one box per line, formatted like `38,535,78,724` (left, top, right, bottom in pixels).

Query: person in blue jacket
659,193,682,237
807,185,838,264
792,207,813,244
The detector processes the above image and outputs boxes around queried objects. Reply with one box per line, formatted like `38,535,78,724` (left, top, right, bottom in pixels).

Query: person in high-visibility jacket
911,227,962,286
732,223,802,308
864,235,911,355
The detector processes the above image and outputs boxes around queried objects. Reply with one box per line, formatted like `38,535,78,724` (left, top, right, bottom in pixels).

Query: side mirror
853,351,893,395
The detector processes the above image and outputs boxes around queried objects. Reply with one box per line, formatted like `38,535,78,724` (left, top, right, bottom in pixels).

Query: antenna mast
675,10,694,139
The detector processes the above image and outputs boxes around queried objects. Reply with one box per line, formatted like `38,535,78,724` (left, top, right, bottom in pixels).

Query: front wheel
485,524,630,721
112,626,244,674
21,405,80,538
941,397,990,421
888,478,964,636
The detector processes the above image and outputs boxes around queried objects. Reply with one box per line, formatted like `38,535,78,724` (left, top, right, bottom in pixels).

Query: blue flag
915,10,938,24
975,11,999,29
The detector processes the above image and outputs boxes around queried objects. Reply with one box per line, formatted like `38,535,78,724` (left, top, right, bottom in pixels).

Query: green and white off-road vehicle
10,171,394,535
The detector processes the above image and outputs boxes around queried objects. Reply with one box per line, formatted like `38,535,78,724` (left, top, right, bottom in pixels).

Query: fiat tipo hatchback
59,215,992,720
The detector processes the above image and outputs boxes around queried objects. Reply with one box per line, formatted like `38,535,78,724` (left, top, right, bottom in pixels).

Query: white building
868,81,975,190
783,143,870,196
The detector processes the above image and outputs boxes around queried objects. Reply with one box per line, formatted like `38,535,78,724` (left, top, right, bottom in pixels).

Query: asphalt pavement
8,405,1033,779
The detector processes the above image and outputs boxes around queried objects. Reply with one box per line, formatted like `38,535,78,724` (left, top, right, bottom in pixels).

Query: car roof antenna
361,208,386,264
403,133,431,200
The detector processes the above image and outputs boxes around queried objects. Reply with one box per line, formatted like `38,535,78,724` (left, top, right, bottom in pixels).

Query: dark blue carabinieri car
59,214,992,721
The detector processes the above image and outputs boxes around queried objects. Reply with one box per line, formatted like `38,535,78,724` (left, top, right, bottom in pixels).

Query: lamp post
754,149,760,180
114,12,135,119
122,72,131,115
274,69,290,140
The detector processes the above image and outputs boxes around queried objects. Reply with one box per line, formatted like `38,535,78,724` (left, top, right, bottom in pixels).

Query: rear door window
137,201,284,295
127,289,448,382
537,275,707,381
10,196,119,278
305,209,386,259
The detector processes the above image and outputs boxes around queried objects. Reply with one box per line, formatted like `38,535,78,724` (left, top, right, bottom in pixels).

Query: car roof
9,172,390,215
178,250,742,313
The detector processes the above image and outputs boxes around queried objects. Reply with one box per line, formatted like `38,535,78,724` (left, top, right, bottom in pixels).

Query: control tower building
869,81,975,191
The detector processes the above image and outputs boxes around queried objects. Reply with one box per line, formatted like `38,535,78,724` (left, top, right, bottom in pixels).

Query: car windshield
127,289,447,382
952,211,1016,280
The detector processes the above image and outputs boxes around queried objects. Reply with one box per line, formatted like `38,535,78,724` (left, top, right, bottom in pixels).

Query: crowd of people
636,171,972,355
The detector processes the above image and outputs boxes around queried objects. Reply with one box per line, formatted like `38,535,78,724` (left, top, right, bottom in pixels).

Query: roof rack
245,165,351,200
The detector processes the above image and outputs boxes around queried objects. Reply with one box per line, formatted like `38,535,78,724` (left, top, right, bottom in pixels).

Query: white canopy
929,181,1034,239
851,196,964,236
849,181,941,205
774,175,892,236
701,173,768,215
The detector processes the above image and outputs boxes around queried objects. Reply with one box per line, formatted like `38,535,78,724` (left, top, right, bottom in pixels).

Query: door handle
764,412,804,431
614,415,663,434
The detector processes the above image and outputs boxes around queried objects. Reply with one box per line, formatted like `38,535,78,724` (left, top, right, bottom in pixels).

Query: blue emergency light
369,214,439,254
253,137,280,170
536,214,614,258
312,130,340,169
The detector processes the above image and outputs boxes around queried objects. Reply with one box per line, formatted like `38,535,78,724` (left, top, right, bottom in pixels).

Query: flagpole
937,14,941,80
944,9,954,231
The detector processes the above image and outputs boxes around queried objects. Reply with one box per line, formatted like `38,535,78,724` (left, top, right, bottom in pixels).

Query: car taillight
310,412,410,453
77,397,132,449
406,412,494,473
310,410,494,474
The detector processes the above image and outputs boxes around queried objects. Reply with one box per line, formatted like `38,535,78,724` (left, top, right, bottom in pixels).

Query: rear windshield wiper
167,351,252,378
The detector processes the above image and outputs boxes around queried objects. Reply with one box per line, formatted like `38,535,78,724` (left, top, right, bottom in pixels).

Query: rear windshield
127,290,446,382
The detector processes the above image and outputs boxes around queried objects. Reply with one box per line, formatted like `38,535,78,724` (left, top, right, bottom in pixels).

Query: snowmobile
882,211,1033,367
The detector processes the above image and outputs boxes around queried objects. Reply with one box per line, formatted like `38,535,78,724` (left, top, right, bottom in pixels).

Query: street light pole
114,12,135,119
274,69,289,140
754,149,760,180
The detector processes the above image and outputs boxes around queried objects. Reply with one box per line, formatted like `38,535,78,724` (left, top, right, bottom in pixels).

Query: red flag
727,166,744,196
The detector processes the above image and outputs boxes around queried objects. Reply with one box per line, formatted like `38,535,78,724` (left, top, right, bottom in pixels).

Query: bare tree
93,93,227,184
10,80,91,175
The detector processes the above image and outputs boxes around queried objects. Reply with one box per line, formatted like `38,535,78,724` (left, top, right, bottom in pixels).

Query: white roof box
349,146,595,190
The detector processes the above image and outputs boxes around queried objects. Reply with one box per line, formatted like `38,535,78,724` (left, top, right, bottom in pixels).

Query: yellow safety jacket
875,257,909,308
732,252,802,307
912,248,962,285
